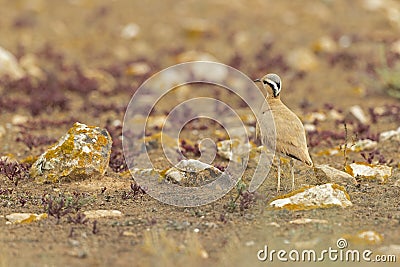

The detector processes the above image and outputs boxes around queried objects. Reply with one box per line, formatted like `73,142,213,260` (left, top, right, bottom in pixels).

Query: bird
253,73,313,192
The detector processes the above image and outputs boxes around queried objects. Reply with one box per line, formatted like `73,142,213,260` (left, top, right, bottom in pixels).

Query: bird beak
253,78,261,83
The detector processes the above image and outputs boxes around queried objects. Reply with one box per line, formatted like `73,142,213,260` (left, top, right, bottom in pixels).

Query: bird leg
277,157,281,192
290,158,295,190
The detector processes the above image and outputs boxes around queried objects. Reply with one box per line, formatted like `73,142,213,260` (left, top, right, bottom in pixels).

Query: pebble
380,127,400,142
269,183,352,211
343,230,383,245
30,122,112,183
216,139,252,163
289,218,328,225
314,164,357,186
83,210,123,219
165,159,222,185
120,23,140,39
349,105,369,124
0,125,5,138
345,162,392,183
125,62,151,77
0,46,25,79
11,115,28,125
5,213,47,224
350,139,378,152
312,36,337,53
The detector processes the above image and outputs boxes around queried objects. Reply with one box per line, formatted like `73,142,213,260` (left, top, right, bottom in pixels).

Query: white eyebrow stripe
265,79,281,96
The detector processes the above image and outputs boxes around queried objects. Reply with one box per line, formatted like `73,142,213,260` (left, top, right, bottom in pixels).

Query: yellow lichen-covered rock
30,122,112,183
269,183,352,211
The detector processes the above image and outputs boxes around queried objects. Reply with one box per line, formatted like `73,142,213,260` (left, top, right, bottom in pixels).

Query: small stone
343,230,383,245
0,46,25,79
289,218,328,224
328,109,344,121
122,231,136,237
350,139,378,152
30,122,112,183
349,105,368,124
267,222,280,228
345,162,392,182
286,48,318,72
83,68,116,93
216,139,252,163
395,179,400,187
380,127,400,142
303,112,326,123
83,210,123,219
120,23,140,39
5,213,47,224
314,164,357,185
303,123,317,132
269,183,352,211
164,159,222,186
125,62,151,77
182,18,212,38
245,241,255,247
11,115,28,125
312,36,337,53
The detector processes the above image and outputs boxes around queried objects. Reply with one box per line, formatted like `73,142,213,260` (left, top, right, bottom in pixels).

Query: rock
165,159,222,186
182,18,212,38
5,213,47,224
342,230,383,245
30,122,112,183
349,105,369,124
303,112,326,124
125,62,151,77
395,179,400,187
350,139,378,152
0,46,25,79
380,127,400,142
303,123,316,132
314,164,357,185
83,68,116,93
11,114,28,125
83,210,123,219
286,48,318,72
269,183,352,211
345,162,392,182
312,36,337,53
289,218,328,224
120,23,140,39
216,139,252,163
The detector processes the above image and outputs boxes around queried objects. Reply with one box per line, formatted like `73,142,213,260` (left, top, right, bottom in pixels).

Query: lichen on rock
30,122,112,183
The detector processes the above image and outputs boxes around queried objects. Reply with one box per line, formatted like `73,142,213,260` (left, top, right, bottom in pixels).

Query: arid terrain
0,0,400,266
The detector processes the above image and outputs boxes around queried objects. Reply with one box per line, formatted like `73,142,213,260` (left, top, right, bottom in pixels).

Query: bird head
253,73,281,98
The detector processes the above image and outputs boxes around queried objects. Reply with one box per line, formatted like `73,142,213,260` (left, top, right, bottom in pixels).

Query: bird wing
259,102,313,166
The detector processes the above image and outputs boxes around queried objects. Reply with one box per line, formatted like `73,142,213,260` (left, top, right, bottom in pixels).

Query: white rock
121,23,140,39
304,123,316,132
0,46,25,79
349,105,368,124
346,162,392,182
83,210,123,219
380,127,400,142
5,213,47,224
165,159,222,184
269,183,352,210
217,139,251,163
289,218,328,224
11,115,29,125
314,164,357,185
350,139,378,152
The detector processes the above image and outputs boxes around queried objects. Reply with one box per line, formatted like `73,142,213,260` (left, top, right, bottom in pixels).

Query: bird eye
262,80,267,85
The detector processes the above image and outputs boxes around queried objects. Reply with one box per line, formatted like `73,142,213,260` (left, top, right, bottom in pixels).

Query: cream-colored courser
254,73,313,191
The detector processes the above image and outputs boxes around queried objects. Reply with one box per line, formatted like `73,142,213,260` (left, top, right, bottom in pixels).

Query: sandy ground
0,0,400,266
